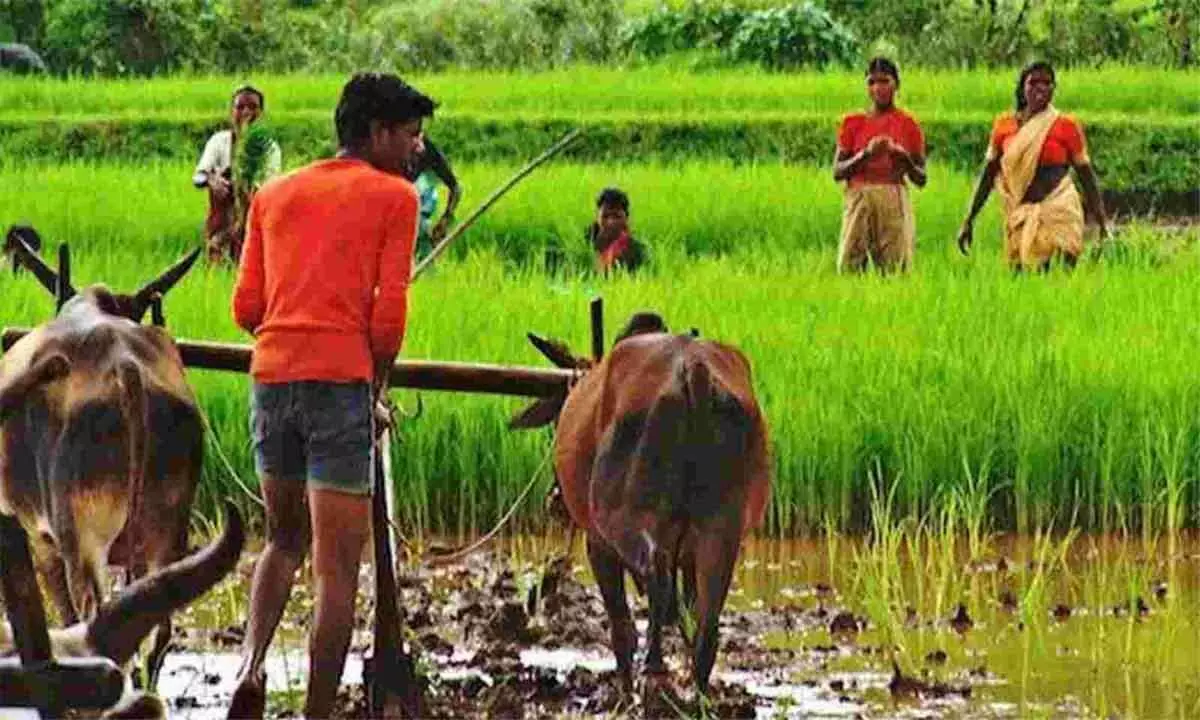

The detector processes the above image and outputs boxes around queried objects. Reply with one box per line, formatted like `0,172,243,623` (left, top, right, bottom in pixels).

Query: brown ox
0,225,203,690
0,501,245,719
512,313,771,691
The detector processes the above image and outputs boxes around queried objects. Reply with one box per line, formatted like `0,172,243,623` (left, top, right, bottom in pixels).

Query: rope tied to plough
199,393,558,566
372,391,557,566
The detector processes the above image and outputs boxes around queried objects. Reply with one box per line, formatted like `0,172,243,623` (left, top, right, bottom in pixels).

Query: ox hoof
227,671,266,720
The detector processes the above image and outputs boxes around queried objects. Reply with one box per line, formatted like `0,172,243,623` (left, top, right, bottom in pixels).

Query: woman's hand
956,222,974,255
209,175,232,202
431,215,452,243
865,136,891,157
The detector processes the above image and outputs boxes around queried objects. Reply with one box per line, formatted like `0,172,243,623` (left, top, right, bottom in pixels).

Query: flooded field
149,525,1200,719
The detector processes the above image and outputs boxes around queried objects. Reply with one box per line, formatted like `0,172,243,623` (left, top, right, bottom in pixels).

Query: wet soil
144,531,1200,719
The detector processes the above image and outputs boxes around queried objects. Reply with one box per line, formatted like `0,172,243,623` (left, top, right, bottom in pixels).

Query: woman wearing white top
193,86,281,264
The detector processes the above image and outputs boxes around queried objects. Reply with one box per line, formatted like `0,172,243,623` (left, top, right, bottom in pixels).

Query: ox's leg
691,524,740,693
587,532,635,689
139,509,191,692
31,536,78,626
644,526,684,677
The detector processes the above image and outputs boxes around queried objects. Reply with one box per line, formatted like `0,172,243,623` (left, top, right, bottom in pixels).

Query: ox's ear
509,395,566,430
528,333,587,370
130,247,202,322
0,352,70,422
5,226,72,300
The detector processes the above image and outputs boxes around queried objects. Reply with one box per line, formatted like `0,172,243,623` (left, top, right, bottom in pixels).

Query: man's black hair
231,85,265,110
866,56,900,88
335,73,436,150
1015,61,1055,111
596,187,630,213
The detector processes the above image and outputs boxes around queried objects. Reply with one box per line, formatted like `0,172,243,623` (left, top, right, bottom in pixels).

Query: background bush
4,0,1196,76
727,3,857,68
620,1,856,69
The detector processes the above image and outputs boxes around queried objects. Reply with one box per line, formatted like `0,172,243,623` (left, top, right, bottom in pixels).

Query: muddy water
155,532,1200,719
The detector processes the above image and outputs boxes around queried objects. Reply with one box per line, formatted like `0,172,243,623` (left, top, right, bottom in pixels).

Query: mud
41,531,1200,719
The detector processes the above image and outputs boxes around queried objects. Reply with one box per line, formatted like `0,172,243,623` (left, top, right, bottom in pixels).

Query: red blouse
987,112,1089,166
836,108,925,187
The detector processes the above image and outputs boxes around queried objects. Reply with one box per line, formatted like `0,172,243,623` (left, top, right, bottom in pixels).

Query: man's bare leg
228,475,311,719
303,486,370,720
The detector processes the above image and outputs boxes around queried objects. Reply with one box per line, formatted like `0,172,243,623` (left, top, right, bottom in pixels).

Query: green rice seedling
2,161,1199,535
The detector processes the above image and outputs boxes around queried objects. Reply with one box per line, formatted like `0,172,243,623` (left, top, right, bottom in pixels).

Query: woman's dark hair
335,73,436,150
865,56,900,88
596,187,630,213
1014,61,1056,111
231,85,265,109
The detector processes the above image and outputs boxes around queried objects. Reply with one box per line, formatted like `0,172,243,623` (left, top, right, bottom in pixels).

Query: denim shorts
249,380,374,496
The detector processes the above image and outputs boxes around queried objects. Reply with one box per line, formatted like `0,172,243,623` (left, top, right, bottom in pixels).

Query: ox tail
679,353,753,690
115,361,149,579
680,356,741,521
86,501,244,665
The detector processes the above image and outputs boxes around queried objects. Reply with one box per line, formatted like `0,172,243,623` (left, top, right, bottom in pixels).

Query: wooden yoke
2,330,575,398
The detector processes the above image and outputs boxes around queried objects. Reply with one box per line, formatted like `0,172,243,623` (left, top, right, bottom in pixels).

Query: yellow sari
837,184,915,274
993,106,1084,269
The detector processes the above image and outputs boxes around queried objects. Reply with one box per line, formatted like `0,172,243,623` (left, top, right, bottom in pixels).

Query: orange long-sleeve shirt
232,157,417,383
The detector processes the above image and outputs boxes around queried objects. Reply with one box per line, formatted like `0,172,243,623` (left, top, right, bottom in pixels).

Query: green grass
3,67,1194,194
2,65,1196,119
0,158,1001,262
792,503,1200,719
2,160,1199,537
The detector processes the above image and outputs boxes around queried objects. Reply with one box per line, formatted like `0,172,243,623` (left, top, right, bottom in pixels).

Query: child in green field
585,187,646,274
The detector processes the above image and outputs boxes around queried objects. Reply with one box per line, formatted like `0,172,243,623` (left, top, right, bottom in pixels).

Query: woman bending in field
957,61,1110,271
832,57,927,274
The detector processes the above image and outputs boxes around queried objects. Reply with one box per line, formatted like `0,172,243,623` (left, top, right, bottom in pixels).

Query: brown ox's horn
509,392,567,430
0,352,70,422
56,243,71,312
5,226,70,299
130,247,202,321
528,333,586,370
85,501,245,665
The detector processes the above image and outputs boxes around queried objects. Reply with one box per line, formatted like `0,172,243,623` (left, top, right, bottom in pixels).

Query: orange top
232,158,418,383
836,108,925,187
987,112,1089,166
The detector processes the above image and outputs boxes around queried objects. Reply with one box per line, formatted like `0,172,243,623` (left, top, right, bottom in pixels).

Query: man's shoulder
358,169,418,210
256,159,417,207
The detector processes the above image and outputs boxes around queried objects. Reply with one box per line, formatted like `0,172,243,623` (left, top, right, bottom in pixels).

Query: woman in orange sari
833,57,927,274
957,61,1110,270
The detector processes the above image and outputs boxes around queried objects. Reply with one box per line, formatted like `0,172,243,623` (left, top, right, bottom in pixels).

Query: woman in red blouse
832,57,927,274
957,61,1110,270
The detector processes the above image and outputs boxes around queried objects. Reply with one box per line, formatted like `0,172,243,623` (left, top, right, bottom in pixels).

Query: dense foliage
1,0,1195,75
